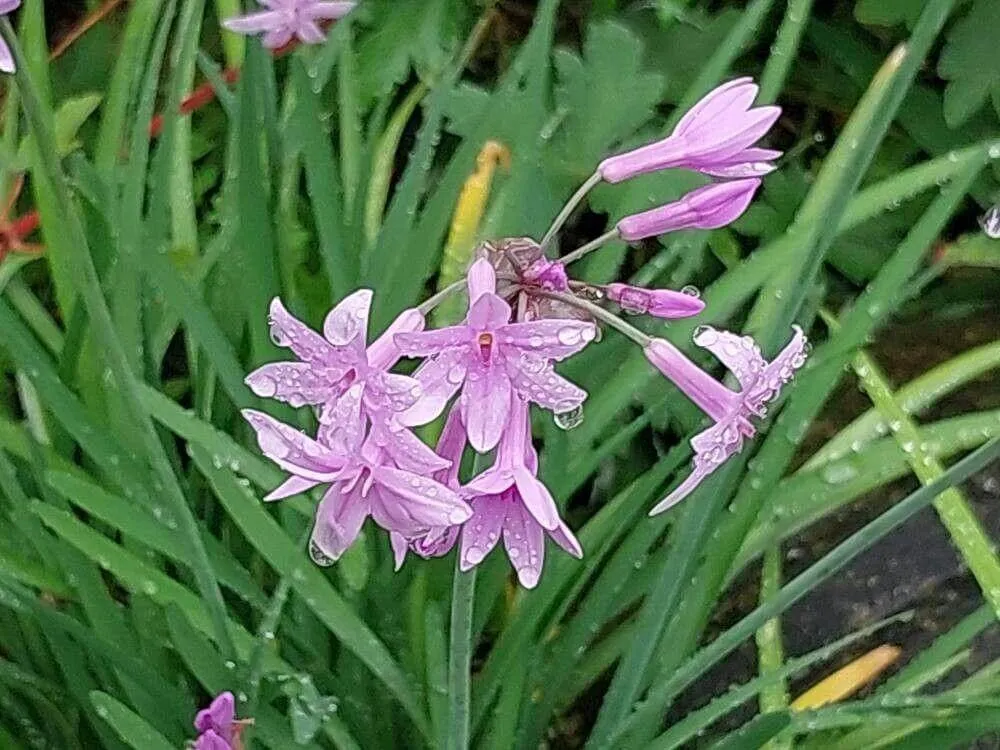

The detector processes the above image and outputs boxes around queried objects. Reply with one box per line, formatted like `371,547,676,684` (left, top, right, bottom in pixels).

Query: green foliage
939,0,1000,126
0,1,998,749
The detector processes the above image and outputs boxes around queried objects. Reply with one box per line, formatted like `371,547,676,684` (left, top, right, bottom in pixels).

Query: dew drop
309,541,335,567
553,405,584,430
557,327,582,346
680,285,701,298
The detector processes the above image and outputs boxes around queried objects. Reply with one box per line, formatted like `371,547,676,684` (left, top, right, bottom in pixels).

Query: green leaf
549,21,665,178
90,692,176,750
355,0,465,102
855,0,929,28
938,0,1000,126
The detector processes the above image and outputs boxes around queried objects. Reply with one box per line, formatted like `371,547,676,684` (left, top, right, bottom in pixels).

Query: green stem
557,228,619,267
755,546,791,750
0,18,237,661
446,560,477,750
540,170,601,250
534,289,651,346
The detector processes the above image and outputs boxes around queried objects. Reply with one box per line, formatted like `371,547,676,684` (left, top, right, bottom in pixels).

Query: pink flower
395,259,596,452
194,692,245,749
222,0,354,49
245,294,438,472
605,283,705,319
459,397,582,588
242,410,471,563
0,0,20,74
598,78,781,183
644,325,808,514
389,404,466,569
617,179,761,241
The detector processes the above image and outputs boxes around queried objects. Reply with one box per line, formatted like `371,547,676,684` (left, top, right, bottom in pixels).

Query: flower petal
265,475,320,502
323,289,372,348
466,292,511,331
499,319,596,361
398,350,466,426
506,357,587,415
222,10,283,34
548,520,583,559
295,19,326,43
0,40,13,74
262,27,294,49
692,326,766,391
466,257,496,301
368,372,423,413
375,467,471,528
674,78,756,136
512,467,560,530
368,307,425,370
245,361,345,406
267,298,342,366
434,404,467,487
461,362,512,452
194,692,235,734
0,0,21,16
311,484,369,561
395,325,469,357
371,417,451,475
303,1,356,21
242,409,343,480
390,532,408,571
318,383,365,454
465,467,515,496
502,499,545,589
460,497,505,570
195,730,232,750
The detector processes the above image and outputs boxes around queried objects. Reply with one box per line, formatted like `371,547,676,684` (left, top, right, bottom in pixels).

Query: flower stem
540,170,602,251
446,559,477,750
533,289,651,346
420,278,466,315
556,228,620,267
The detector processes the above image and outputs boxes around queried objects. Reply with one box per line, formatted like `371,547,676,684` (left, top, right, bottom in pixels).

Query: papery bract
242,409,470,563
459,397,581,588
644,325,808,513
605,283,705,319
617,179,761,241
0,0,21,74
598,78,781,183
396,259,596,451
223,0,354,48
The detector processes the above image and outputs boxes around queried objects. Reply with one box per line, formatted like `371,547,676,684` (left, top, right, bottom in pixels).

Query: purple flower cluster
193,692,246,750
244,78,805,588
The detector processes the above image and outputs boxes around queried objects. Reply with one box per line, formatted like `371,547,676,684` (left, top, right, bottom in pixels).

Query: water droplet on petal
557,327,582,346
309,541,335,567
693,325,718,346
553,405,584,430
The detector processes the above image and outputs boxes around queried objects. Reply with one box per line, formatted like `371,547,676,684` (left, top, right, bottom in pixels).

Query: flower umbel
644,325,808,514
241,75,802,586
223,0,354,49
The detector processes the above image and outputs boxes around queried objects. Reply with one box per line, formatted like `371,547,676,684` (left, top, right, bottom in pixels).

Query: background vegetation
0,0,999,747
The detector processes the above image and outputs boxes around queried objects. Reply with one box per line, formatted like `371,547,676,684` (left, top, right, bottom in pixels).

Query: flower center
477,332,494,364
